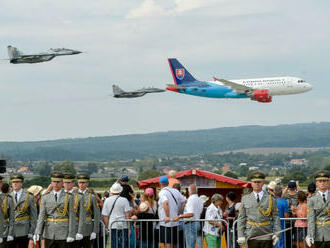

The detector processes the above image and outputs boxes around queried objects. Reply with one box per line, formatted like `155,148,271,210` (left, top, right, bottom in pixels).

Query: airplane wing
213,77,252,94
19,54,54,58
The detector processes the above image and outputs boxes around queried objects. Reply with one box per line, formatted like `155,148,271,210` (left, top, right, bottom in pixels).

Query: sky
0,0,329,141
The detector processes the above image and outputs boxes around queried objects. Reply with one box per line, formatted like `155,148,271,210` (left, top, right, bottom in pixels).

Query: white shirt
158,187,186,227
79,189,87,194
318,190,328,201
203,203,223,237
102,195,131,229
53,190,62,202
184,194,203,221
14,188,23,203
253,191,264,202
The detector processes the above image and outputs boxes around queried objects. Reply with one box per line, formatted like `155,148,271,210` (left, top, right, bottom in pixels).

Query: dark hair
274,185,283,197
226,191,236,202
173,183,181,191
1,183,10,194
297,191,307,202
288,180,297,189
136,193,141,199
307,182,316,194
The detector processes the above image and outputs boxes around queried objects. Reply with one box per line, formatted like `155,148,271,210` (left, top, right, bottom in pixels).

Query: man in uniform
77,173,100,248
0,182,14,248
237,171,281,248
34,172,76,248
306,170,330,248
63,173,86,247
9,173,37,248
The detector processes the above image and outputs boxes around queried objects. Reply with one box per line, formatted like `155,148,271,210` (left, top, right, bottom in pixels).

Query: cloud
174,0,214,13
126,0,216,19
126,0,167,19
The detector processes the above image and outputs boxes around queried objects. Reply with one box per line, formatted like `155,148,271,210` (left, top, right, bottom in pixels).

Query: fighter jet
7,45,82,64
113,85,165,98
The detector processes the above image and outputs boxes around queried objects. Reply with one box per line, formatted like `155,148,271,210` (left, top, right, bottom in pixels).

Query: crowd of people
0,169,328,248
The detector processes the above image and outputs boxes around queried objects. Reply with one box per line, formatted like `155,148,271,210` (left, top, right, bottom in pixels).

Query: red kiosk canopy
137,168,251,189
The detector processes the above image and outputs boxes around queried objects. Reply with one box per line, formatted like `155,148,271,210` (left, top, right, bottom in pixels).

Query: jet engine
249,89,272,103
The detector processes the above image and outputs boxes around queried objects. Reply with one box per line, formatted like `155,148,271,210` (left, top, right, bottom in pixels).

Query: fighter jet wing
213,77,252,94
19,54,52,58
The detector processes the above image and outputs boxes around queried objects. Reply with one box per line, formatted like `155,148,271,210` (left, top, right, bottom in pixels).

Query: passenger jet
166,58,312,103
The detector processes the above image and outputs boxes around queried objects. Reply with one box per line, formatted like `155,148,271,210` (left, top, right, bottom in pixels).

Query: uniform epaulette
42,191,51,196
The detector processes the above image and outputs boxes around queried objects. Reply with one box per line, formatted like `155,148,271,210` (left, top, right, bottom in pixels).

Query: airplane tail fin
7,46,22,60
168,58,197,85
112,85,125,95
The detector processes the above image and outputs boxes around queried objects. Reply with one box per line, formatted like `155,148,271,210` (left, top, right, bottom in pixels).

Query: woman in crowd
27,185,43,213
292,191,308,248
307,182,316,198
142,188,159,247
203,194,224,248
131,202,157,248
224,192,237,248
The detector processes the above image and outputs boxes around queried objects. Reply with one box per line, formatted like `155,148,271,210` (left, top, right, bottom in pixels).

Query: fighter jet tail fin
112,85,125,95
7,46,23,60
168,58,197,86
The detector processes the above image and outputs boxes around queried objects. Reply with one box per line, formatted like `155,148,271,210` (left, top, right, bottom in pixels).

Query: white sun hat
199,195,209,204
110,183,123,194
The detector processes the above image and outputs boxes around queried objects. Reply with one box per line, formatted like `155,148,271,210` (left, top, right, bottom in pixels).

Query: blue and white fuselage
166,58,312,103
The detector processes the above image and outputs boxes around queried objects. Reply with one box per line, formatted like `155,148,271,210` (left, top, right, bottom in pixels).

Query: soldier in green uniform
0,181,14,248
306,170,330,248
63,173,85,247
34,172,76,248
237,171,281,248
76,173,100,248
9,173,37,248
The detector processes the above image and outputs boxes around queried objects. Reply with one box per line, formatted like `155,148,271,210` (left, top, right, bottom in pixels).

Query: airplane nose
74,51,82,54
304,83,312,91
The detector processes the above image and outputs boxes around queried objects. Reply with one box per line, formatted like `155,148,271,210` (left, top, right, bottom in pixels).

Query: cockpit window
298,80,305,83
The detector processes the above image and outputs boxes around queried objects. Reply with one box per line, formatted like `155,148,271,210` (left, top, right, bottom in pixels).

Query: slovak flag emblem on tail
176,68,185,80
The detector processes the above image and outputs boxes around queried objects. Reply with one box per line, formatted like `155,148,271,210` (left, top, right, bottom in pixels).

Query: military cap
250,171,266,182
51,171,64,182
314,170,329,181
77,173,90,182
11,173,24,182
63,173,75,183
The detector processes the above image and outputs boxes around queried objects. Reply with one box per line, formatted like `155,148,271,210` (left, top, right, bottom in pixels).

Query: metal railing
232,217,308,248
106,219,229,248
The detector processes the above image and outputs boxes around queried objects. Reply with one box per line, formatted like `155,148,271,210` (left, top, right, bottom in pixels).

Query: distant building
249,166,260,171
221,165,231,173
17,166,29,173
290,158,308,166
162,168,173,174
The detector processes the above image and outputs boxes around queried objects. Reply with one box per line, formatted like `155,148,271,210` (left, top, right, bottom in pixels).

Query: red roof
137,168,251,189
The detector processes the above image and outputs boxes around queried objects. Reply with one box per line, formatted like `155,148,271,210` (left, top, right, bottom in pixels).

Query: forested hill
1,122,330,161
